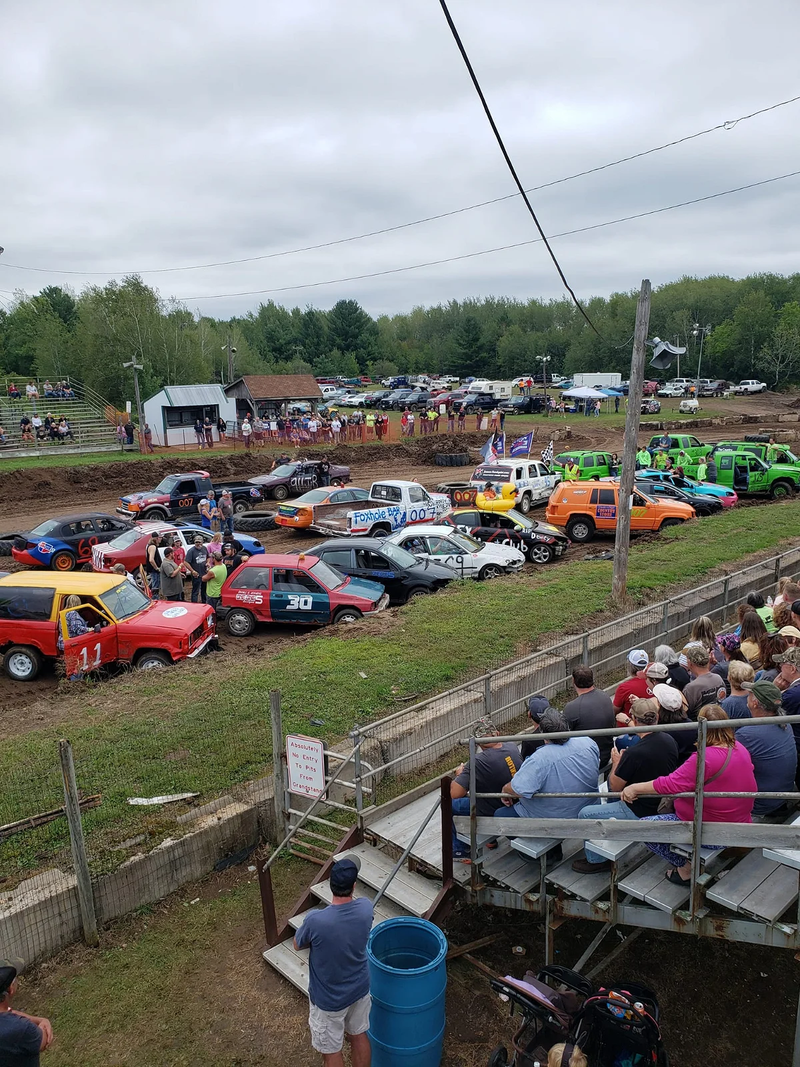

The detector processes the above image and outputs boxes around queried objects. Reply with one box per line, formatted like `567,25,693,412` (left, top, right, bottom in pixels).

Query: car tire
134,650,172,670
518,493,532,514
142,508,169,521
51,550,77,572
478,564,503,580
405,587,430,601
368,524,391,538
659,518,684,530
771,481,794,499
226,608,256,637
333,607,363,624
4,645,43,681
566,517,595,543
528,543,554,564
232,499,251,515
0,540,13,556
272,485,289,502
234,510,277,532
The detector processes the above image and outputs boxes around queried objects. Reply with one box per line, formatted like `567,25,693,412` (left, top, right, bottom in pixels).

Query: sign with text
286,734,326,797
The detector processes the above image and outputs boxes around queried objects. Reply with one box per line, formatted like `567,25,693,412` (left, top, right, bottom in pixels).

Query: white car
386,525,525,580
733,379,768,394
657,383,685,397
346,393,369,407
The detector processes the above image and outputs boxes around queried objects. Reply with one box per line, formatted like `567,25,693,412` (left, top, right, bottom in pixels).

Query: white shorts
308,992,371,1054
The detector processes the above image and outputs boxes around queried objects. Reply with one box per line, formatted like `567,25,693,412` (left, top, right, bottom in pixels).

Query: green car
552,450,617,479
647,433,712,464
712,440,800,471
705,449,800,498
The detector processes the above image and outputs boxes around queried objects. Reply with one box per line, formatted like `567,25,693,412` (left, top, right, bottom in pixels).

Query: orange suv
545,480,694,542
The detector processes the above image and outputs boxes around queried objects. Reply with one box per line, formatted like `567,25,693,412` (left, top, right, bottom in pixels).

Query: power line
176,168,800,301
2,92,798,279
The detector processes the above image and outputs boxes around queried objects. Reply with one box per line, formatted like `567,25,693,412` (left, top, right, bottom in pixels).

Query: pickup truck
696,449,799,498
469,459,561,514
314,480,451,537
733,380,767,394
116,470,263,521
452,392,496,413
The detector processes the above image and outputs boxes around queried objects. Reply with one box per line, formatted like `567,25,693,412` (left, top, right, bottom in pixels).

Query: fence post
690,718,708,918
581,633,589,666
776,555,783,586
59,740,99,947
484,674,493,718
661,599,670,639
270,690,286,842
468,736,479,892
351,728,364,819
722,576,730,620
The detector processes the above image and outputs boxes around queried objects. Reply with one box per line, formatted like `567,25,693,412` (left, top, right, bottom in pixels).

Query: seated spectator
19,414,33,442
573,697,679,873
721,660,756,719
450,718,521,859
562,666,615,765
652,683,696,761
778,625,800,647
746,591,777,633
622,705,757,884
682,645,727,720
0,961,54,1062
0,423,6,444
615,662,670,750
756,634,787,683
738,680,797,816
520,696,556,759
714,632,748,695
613,650,650,724
776,582,800,612
773,601,793,631
772,645,800,785
25,381,39,399
43,379,54,396
7,382,21,399
58,417,74,441
653,643,691,690
739,611,768,667
792,599,800,631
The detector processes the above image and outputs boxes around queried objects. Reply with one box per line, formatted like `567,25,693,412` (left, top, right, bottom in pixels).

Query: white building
142,384,237,447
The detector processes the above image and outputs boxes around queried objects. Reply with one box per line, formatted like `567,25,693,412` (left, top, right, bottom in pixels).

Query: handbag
658,746,733,815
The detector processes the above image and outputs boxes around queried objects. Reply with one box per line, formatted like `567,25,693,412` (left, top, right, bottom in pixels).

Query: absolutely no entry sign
286,734,326,797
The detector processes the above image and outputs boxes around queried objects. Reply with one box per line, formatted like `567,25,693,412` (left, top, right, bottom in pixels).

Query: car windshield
28,519,61,537
107,528,145,550
153,475,180,494
379,542,419,568
295,489,329,504
310,560,346,590
448,530,483,552
270,464,298,478
505,509,533,529
99,581,151,620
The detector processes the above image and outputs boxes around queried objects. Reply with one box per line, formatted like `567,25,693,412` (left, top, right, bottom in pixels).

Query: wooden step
334,844,440,916
262,940,309,996
308,883,408,922
510,837,561,861
618,854,690,912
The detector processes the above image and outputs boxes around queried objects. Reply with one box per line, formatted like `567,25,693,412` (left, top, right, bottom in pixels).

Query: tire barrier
233,510,277,532
433,452,471,467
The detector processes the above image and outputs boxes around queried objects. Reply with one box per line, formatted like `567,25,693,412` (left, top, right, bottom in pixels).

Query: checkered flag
541,440,554,466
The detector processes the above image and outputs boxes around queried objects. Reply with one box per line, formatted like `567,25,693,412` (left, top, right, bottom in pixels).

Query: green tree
761,302,800,387
327,299,377,368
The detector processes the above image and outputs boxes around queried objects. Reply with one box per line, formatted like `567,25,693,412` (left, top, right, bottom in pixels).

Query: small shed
224,375,323,420
142,384,237,446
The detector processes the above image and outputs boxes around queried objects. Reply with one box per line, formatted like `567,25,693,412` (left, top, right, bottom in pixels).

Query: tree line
1,271,799,405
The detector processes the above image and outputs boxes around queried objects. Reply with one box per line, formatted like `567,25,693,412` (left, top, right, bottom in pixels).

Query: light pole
538,354,551,415
123,361,145,452
692,323,711,399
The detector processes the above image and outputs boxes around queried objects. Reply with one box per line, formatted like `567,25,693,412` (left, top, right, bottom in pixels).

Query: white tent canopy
561,385,608,399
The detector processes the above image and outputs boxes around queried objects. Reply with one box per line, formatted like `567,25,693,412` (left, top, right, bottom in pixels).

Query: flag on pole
493,432,505,458
479,432,505,462
479,436,497,462
510,432,534,458
541,440,554,466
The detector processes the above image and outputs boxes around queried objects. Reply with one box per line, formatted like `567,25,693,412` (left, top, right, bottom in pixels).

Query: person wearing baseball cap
450,718,521,859
739,678,797,815
778,625,800,646
682,645,727,720
294,856,372,1065
773,646,800,782
612,650,650,726
0,958,53,1064
520,696,558,759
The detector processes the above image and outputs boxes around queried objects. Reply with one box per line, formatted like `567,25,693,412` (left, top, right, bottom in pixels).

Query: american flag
541,440,554,466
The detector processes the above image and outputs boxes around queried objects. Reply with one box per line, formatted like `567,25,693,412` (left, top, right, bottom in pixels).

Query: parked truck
313,480,451,537
116,470,263,521
572,372,622,389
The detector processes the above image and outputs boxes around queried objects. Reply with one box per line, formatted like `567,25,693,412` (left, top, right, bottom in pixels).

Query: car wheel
333,607,363,624
405,587,430,601
566,517,595,543
518,493,532,515
142,508,169,521
0,540,13,556
529,543,554,564
368,524,391,538
272,485,289,501
4,645,43,681
226,608,256,637
659,518,684,530
51,550,76,572
232,499,250,515
135,650,172,670
478,564,503,580
771,481,793,499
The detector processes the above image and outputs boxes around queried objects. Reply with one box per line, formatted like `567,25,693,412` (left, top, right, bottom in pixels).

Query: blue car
11,512,135,571
636,469,738,507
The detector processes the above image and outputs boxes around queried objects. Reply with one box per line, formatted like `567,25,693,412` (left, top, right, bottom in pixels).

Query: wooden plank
482,849,537,884
503,860,545,896
510,837,559,860
547,856,612,902
584,838,634,863
262,941,309,996
707,852,782,911
336,844,440,915
739,867,799,924
363,774,447,827
288,906,324,930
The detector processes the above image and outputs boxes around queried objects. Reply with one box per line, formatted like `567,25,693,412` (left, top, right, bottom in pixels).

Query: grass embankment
3,501,799,880
0,447,213,474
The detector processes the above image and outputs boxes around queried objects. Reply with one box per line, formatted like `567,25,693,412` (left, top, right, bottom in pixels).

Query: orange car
275,486,371,531
545,480,694,543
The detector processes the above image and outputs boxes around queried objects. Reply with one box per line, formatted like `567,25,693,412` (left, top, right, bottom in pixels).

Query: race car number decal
178,497,194,508
596,505,617,519
286,594,313,610
235,591,264,604
631,507,648,518
77,643,103,669
77,536,99,559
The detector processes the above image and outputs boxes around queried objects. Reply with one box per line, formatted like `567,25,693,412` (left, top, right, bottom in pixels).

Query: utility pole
122,360,145,453
612,279,652,603
692,323,711,399
539,354,551,416
222,334,237,385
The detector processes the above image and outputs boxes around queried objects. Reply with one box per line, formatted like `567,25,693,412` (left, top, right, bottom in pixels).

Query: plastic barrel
367,916,448,1066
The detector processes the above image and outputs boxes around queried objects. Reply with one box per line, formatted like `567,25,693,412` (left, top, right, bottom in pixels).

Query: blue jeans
451,796,470,855
578,800,639,864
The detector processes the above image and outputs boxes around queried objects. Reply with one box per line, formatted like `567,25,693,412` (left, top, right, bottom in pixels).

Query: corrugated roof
158,384,230,407
231,375,323,400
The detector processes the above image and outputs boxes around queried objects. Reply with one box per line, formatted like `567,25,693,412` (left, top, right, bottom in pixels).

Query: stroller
570,981,668,1067
487,966,592,1067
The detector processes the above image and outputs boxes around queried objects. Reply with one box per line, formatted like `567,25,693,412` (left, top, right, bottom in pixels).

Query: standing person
563,458,580,482
159,547,186,601
143,422,154,453
319,456,332,487
407,410,415,437
221,541,243,576
241,415,252,449
499,408,506,432
475,409,482,432
185,534,209,603
123,419,135,446
199,489,219,532
562,666,616,765
593,399,600,418
294,857,372,1067
457,407,466,432
614,394,620,413
219,490,234,535
449,718,521,859
217,415,227,442
203,417,214,449
0,960,54,1065
696,456,708,482
706,455,718,483
202,555,229,612
636,445,651,470
447,407,455,433
490,407,499,431
145,532,163,597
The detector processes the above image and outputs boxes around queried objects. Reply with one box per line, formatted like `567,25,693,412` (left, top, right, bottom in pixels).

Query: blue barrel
367,916,448,1067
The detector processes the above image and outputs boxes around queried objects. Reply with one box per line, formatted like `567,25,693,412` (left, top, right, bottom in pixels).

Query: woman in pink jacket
621,705,756,885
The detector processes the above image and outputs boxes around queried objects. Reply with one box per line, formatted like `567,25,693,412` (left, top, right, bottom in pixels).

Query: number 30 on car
216,552,389,636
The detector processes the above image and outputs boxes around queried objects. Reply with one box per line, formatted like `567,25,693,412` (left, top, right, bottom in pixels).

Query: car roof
372,479,426,488
316,538,387,548
392,525,460,536
556,450,607,458
0,572,126,592
34,511,125,523
238,553,320,568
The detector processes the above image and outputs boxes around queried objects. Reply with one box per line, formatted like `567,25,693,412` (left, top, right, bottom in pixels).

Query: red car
216,553,388,636
91,521,264,573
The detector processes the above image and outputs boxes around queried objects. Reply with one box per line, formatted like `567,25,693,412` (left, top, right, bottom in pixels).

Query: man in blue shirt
0,960,53,1066
739,679,798,815
295,857,372,1067
774,645,800,787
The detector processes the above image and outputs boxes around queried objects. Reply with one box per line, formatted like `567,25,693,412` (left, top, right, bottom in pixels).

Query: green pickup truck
552,450,617,480
712,440,800,470
704,449,800,498
647,433,712,464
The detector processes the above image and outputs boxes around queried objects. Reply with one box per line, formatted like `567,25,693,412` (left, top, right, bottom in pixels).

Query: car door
64,518,100,564
227,564,272,619
270,568,330,625
630,489,659,530
352,548,402,600
60,597,119,677
449,509,481,536
406,484,435,524
171,478,202,512
289,465,320,495
590,487,617,531
424,535,476,576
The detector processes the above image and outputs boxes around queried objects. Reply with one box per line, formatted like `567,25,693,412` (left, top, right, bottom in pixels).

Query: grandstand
0,378,127,457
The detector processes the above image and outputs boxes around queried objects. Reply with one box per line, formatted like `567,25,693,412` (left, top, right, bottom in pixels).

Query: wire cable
3,92,797,280
176,168,800,301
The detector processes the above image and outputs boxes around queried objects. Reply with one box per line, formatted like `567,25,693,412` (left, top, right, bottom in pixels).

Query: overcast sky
2,0,799,320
